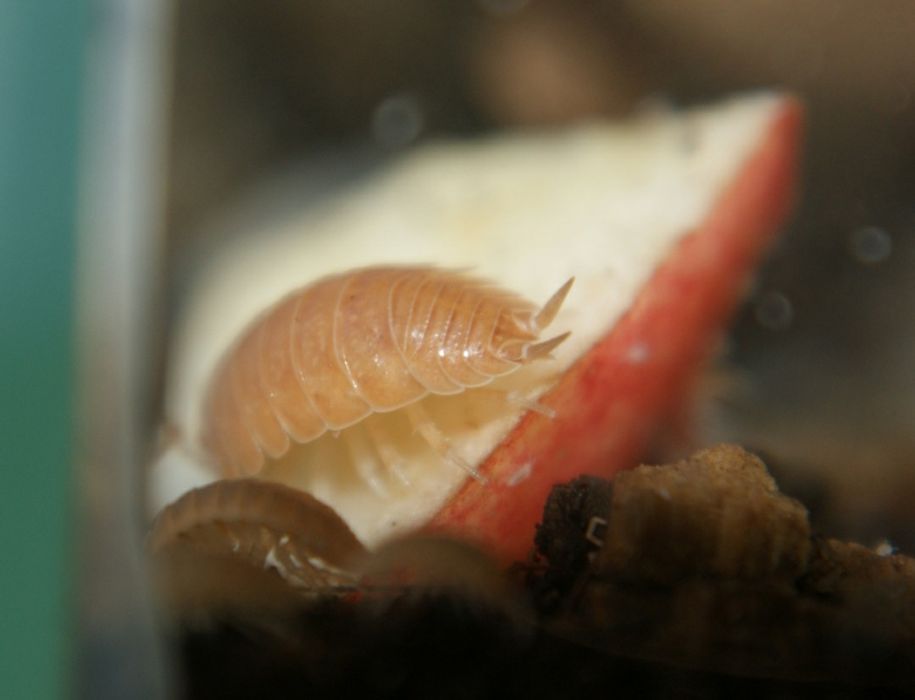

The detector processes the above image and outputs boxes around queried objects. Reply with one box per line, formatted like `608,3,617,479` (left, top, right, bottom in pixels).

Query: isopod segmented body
149,479,366,595
202,265,573,477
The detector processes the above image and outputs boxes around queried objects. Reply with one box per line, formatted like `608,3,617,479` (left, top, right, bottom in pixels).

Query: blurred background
165,0,915,549
2,1,913,696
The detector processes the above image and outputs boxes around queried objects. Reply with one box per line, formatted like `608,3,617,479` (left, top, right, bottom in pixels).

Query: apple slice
151,93,802,564
431,97,802,562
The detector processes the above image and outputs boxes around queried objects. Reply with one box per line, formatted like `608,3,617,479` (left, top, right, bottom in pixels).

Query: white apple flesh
151,93,802,562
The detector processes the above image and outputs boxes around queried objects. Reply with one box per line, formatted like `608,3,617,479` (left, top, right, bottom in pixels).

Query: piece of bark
596,444,811,584
531,444,915,689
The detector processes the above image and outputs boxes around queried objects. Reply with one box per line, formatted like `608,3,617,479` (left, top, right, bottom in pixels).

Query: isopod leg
344,425,390,499
364,417,411,487
508,390,557,419
474,387,557,419
405,402,487,483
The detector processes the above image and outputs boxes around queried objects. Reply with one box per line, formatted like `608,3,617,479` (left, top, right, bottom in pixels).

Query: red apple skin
428,98,804,564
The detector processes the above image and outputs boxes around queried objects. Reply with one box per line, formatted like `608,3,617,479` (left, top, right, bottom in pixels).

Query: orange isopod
201,265,573,478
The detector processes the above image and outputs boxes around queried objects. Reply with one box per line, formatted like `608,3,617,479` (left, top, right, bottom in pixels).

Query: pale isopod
201,265,573,479
149,479,367,591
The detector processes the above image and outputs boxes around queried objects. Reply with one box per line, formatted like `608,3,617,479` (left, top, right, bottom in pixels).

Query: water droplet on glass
754,291,793,331
371,93,424,149
848,225,892,265
477,0,528,15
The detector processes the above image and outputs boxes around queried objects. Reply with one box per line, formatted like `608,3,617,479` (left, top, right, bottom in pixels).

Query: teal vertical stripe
0,2,88,698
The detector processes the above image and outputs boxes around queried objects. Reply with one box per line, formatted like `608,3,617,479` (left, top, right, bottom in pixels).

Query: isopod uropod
201,265,573,480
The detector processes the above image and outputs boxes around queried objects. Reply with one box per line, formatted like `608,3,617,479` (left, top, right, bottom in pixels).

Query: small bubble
754,291,793,331
371,93,424,149
477,0,528,15
848,225,892,265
